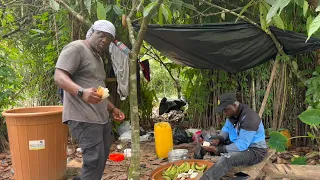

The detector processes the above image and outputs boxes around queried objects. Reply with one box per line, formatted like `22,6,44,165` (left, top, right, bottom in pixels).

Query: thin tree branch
128,0,138,19
213,0,250,11
0,3,42,8
2,28,20,38
143,44,182,98
132,17,143,23
141,43,152,56
202,7,243,17
54,0,91,27
2,7,45,38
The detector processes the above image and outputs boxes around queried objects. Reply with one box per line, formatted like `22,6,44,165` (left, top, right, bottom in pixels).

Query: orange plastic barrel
154,122,173,158
2,106,68,180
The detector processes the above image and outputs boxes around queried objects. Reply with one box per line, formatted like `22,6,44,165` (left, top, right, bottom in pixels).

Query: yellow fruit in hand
97,86,104,97
97,86,110,99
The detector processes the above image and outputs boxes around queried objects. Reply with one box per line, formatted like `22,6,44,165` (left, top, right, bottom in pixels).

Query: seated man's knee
216,156,233,169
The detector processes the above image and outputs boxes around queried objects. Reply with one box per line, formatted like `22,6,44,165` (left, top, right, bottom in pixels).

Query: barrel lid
2,106,63,117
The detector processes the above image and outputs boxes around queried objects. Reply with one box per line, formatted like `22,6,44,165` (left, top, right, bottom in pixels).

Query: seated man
197,93,268,180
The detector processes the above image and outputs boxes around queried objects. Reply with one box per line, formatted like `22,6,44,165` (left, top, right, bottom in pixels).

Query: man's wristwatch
77,88,84,97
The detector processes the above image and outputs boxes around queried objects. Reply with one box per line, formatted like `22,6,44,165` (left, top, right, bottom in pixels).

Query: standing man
54,20,125,180
199,93,267,180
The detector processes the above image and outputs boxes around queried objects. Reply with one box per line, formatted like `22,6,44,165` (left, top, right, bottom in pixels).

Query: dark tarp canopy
135,22,320,72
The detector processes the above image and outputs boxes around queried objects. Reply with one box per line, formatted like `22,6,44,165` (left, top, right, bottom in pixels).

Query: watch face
78,89,83,97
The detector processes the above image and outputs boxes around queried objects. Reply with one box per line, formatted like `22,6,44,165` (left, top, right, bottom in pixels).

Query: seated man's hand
202,145,217,153
211,139,220,146
198,137,204,143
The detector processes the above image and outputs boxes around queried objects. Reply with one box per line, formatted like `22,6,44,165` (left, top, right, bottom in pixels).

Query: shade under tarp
135,22,320,72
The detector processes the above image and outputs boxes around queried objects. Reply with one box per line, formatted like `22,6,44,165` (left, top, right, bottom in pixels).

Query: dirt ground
0,140,198,180
66,141,199,180
1,140,319,180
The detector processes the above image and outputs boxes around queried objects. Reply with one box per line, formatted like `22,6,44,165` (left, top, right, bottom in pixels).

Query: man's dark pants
196,145,267,180
68,120,113,180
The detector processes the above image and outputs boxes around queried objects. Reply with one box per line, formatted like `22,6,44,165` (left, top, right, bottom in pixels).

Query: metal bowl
168,149,188,162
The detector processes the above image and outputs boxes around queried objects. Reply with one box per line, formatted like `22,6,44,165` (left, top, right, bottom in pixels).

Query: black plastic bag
173,126,192,145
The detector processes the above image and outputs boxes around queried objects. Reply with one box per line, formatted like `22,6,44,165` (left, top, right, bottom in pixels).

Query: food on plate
161,162,208,180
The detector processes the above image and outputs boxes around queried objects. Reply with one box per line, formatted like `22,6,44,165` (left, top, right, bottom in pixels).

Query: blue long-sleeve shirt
218,104,267,153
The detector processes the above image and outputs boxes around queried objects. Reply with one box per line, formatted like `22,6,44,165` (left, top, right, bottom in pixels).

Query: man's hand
82,88,102,104
112,108,125,122
202,145,217,153
211,139,220,146
198,136,204,144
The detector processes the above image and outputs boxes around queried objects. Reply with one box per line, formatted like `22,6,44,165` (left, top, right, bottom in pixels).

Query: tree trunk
126,1,163,179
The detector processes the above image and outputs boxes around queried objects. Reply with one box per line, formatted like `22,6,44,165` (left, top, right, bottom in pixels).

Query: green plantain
167,165,177,179
166,164,173,172
184,162,191,172
191,162,197,171
178,162,186,170
195,164,207,172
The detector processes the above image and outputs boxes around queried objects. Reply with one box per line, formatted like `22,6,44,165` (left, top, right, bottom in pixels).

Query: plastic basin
109,153,125,162
2,106,68,180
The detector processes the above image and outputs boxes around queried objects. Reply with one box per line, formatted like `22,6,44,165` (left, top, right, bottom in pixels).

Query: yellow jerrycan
154,122,173,158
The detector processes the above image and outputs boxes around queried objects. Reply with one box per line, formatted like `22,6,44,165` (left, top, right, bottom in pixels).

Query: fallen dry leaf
0,166,10,172
117,173,127,180
0,154,7,160
277,157,288,164
67,159,82,168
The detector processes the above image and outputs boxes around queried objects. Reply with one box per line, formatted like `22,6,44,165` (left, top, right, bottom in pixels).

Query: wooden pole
259,57,279,118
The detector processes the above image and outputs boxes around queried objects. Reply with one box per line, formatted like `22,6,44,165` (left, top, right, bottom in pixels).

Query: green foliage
266,0,290,23
268,131,288,152
297,64,320,135
0,40,23,152
85,0,92,14
0,63,22,112
304,66,320,107
299,109,320,125
144,2,157,17
307,132,316,140
113,5,123,15
160,4,172,24
260,2,270,31
307,14,320,40
272,14,285,30
291,156,307,165
49,0,60,11
303,1,309,17
97,1,107,20
181,68,211,114
236,0,255,22
139,80,157,124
